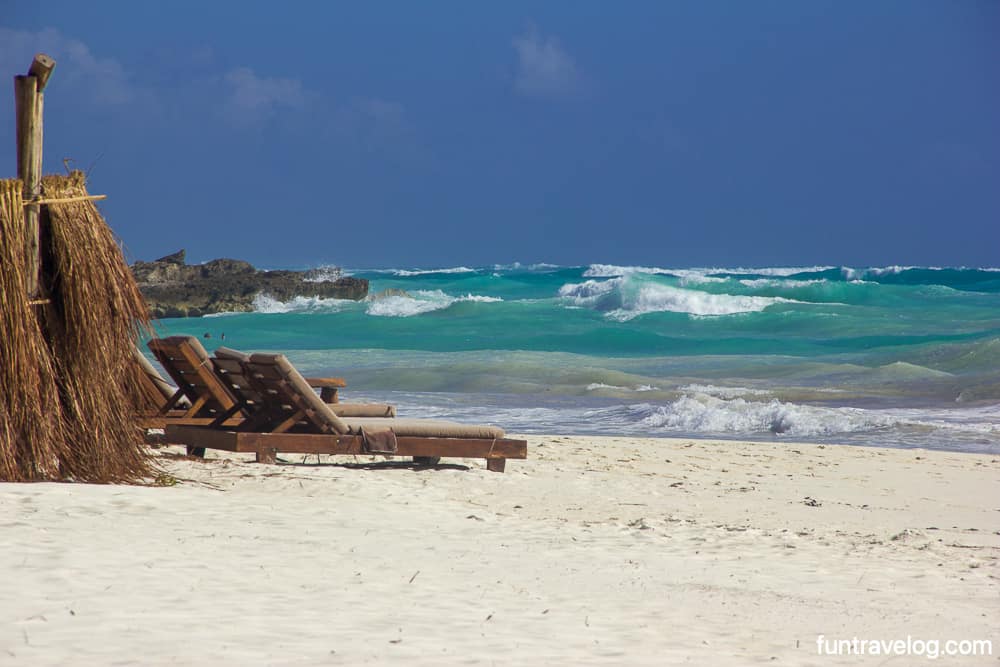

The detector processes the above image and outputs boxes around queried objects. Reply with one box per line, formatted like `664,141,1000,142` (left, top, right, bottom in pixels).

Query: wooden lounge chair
133,344,188,417
142,336,393,436
135,341,242,432
143,336,245,428
165,352,527,472
211,345,396,420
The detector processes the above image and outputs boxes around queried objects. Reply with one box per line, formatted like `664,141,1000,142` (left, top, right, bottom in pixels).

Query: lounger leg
186,446,206,458
255,447,277,464
486,458,506,473
413,456,441,466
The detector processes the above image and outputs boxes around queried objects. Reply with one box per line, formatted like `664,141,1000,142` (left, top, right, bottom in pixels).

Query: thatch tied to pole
0,178,67,479
0,172,153,482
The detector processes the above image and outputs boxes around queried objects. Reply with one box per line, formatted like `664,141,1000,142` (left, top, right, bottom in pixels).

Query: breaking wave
365,290,502,317
632,395,893,437
302,265,345,282
582,264,835,279
628,394,1000,440
586,382,661,393
559,276,796,319
252,294,348,314
583,264,677,278
391,266,477,277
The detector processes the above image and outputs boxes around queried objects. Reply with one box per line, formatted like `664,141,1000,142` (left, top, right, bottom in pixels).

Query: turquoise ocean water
151,264,1000,454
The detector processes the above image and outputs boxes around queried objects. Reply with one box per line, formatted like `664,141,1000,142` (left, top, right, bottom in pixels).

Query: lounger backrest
147,336,237,416
133,344,177,404
243,353,349,435
131,344,180,413
212,347,266,415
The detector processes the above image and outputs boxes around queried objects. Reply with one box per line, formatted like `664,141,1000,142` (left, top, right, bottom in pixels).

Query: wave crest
302,265,345,282
391,267,477,277
560,275,794,319
365,290,501,317
252,294,348,314
634,395,893,436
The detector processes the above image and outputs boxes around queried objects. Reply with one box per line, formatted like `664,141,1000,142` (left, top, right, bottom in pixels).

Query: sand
1,436,997,665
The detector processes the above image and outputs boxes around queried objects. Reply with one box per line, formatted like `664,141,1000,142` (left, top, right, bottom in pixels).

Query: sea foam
583,264,677,278
302,265,346,282
586,382,661,393
583,264,835,280
252,294,348,314
627,392,1000,441
559,276,794,320
391,267,477,277
365,290,501,317
633,395,895,437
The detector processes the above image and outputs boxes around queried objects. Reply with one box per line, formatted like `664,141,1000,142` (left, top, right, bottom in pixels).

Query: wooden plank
164,427,527,459
139,415,242,429
486,459,507,473
394,437,527,459
243,432,364,455
247,432,527,459
272,409,306,434
151,338,238,416
180,342,236,410
304,377,347,388
14,74,43,297
163,426,244,452
28,53,55,91
246,364,286,381
28,193,106,206
185,394,208,417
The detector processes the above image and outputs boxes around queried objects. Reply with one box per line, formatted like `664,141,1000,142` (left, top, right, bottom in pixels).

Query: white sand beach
1,436,997,665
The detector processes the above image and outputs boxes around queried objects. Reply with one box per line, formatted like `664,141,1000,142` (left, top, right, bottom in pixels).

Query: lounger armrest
303,377,346,404
304,377,347,389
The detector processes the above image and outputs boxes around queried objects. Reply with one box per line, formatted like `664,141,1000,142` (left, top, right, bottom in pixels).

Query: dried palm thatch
0,178,67,480
0,171,153,482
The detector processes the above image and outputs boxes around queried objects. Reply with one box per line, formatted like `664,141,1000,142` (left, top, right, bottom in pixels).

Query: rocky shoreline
131,250,368,318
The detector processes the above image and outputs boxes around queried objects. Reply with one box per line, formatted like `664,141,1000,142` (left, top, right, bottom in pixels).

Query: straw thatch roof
0,172,153,482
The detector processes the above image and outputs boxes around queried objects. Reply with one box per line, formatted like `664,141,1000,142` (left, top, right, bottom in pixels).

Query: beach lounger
141,336,394,439
133,344,187,414
165,352,527,472
211,346,396,421
145,336,242,426
135,341,239,431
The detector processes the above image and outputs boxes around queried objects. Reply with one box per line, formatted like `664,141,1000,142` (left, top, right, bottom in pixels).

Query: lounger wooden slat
148,336,237,419
164,425,527,465
139,415,243,430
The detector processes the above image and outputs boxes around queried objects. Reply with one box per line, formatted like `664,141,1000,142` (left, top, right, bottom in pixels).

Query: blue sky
2,1,997,269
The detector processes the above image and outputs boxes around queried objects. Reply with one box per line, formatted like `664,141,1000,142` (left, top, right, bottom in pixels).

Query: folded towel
360,428,398,455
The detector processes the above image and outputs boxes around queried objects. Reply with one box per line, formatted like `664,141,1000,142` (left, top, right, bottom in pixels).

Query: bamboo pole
14,54,55,298
25,194,107,206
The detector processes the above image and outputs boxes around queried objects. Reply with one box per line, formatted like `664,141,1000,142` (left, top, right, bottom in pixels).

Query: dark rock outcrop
131,250,368,318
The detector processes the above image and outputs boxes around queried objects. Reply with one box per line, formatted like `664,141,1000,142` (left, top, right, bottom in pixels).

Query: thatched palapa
0,172,153,482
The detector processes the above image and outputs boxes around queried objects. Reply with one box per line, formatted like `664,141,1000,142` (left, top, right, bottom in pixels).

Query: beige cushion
340,417,504,439
214,346,250,363
330,403,396,418
134,345,190,406
176,335,211,362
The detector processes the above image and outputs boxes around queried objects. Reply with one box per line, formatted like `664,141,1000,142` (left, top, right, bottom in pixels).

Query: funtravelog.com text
816,635,993,660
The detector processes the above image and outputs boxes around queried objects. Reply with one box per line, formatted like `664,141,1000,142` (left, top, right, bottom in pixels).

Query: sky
1,1,997,269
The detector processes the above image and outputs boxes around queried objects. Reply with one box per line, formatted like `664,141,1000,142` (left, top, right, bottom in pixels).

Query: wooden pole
14,53,55,298
28,53,56,92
